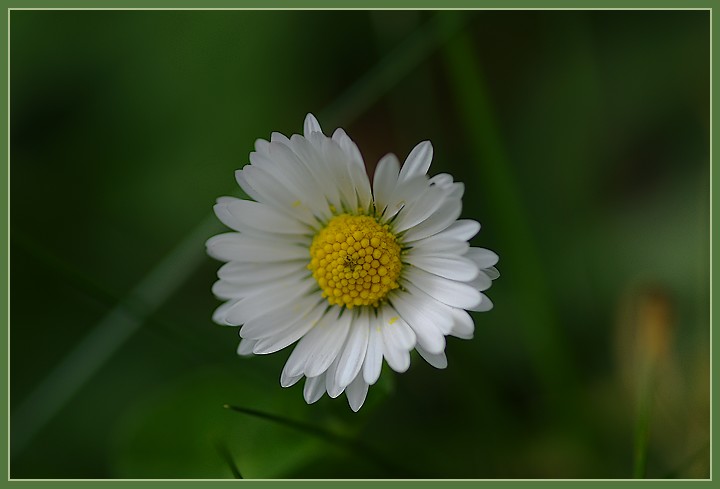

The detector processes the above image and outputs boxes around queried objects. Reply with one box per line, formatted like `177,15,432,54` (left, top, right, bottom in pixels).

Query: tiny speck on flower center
308,214,402,309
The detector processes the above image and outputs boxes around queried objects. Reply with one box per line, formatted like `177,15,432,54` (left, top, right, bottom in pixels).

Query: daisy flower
207,114,499,411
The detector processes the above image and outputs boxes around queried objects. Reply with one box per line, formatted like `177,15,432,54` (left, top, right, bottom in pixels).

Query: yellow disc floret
308,214,402,309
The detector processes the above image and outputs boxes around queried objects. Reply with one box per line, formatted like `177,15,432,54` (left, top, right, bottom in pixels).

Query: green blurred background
10,9,709,479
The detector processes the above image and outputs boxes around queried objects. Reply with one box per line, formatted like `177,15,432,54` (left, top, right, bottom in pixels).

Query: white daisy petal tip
417,345,448,369
485,266,500,280
254,138,270,153
303,113,323,137
303,375,327,404
207,114,497,411
346,374,370,412
215,195,236,206
236,338,257,357
399,140,434,182
280,369,303,388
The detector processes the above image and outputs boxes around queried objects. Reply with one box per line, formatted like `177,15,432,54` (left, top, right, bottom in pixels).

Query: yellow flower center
308,214,402,309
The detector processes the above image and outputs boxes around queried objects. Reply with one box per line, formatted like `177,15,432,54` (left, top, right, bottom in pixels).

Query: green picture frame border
1,1,714,487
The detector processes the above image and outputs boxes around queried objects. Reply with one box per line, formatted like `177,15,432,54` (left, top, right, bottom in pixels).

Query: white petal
416,345,448,369
382,347,410,373
484,266,500,280
303,374,327,404
380,305,416,350
234,169,263,202
335,309,370,389
271,132,291,144
323,359,347,399
403,283,454,335
212,299,240,325
240,165,317,226
448,182,464,200
206,233,309,262
449,307,475,339
253,144,330,217
389,291,446,355
406,219,479,255
304,113,323,137
235,166,287,208
313,135,358,211
213,267,309,300
382,174,427,221
401,199,462,243
392,185,446,233
469,292,494,312
254,138,270,153
428,172,453,188
223,277,316,326
468,270,493,291
251,301,327,354
346,155,373,213
211,279,254,301
403,255,479,282
372,154,400,215
398,141,433,182
282,308,351,379
362,316,384,385
324,356,345,398
406,237,469,256
288,134,342,215
282,311,332,379
246,158,314,213
443,219,481,241
345,373,369,412
380,311,414,374
303,308,353,378
403,267,481,310
240,294,321,340
465,247,499,269
217,261,306,285
280,368,303,388
211,280,243,300
236,338,257,356
332,128,363,169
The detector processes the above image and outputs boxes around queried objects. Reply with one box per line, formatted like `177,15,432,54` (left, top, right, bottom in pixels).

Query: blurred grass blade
631,288,672,478
13,230,122,308
440,12,578,408
322,11,472,128
225,404,348,446
215,442,243,479
224,404,411,477
11,213,224,455
12,231,224,362
633,393,650,478
11,12,472,458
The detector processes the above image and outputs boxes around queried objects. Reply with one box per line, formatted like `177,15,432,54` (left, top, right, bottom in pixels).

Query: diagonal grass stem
11,213,223,455
224,404,413,477
215,441,243,479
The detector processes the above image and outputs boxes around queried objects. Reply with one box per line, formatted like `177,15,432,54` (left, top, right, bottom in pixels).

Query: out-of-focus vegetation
10,10,709,478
